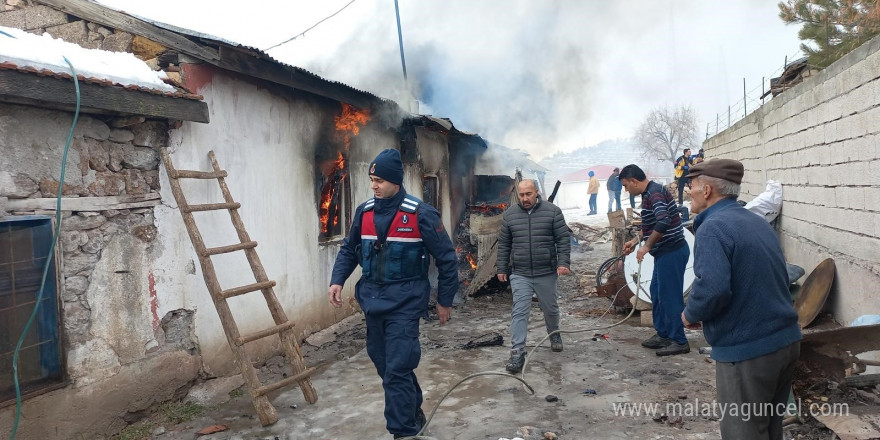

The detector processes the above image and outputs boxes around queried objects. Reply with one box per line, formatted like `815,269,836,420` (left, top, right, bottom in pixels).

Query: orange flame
470,203,508,214
319,103,370,235
319,152,346,234
466,253,478,270
334,103,370,150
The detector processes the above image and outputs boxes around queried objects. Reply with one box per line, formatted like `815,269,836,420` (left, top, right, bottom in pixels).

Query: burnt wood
0,70,209,122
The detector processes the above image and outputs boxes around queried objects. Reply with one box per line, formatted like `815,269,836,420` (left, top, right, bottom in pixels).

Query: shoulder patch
400,195,420,213
363,197,376,211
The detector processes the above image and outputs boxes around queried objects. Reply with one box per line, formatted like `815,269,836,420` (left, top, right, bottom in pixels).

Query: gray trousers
509,273,560,352
716,341,800,440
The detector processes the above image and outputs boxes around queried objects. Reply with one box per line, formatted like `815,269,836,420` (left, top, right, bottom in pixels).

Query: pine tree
779,0,880,68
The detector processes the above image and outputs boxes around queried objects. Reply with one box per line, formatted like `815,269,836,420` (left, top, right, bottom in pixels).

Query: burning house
0,2,489,438
453,144,549,298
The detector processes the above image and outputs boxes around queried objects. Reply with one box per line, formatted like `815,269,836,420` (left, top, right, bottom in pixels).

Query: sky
98,0,803,160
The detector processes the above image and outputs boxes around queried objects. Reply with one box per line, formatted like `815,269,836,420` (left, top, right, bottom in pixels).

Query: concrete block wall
703,36,880,326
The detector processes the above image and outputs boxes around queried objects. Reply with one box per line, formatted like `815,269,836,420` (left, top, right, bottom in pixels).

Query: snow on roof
0,25,174,93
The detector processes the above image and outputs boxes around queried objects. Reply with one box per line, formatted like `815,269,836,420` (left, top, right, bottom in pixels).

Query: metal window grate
423,175,439,213
0,217,64,405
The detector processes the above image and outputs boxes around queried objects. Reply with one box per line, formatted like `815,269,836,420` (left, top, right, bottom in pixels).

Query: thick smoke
292,1,651,158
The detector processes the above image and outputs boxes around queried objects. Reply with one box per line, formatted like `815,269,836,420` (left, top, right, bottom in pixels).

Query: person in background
692,148,705,165
674,148,693,205
587,170,599,215
607,167,622,213
682,159,801,440
497,180,571,373
328,149,459,439
619,164,690,357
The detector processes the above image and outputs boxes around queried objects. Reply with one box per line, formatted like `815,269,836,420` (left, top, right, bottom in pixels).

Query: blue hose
8,55,80,440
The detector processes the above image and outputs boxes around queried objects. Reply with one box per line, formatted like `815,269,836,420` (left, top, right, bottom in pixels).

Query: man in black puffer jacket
497,179,571,373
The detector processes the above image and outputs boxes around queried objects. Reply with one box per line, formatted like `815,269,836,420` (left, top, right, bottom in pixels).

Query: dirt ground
121,239,876,440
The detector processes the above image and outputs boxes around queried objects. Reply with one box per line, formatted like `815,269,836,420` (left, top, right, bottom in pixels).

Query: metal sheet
794,258,836,328
624,228,696,304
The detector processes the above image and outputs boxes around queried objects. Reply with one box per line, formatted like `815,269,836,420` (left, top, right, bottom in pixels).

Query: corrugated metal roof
107,7,386,104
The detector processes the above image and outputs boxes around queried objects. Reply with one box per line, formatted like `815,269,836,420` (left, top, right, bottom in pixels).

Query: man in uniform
328,149,458,439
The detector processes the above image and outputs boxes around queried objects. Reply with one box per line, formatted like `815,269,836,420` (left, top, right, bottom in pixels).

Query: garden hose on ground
402,258,645,440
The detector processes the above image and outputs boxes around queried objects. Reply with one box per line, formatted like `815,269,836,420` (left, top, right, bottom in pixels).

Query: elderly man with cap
682,159,801,440
328,149,459,439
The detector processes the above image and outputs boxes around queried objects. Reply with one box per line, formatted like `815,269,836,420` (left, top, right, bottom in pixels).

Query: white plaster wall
415,127,453,233
703,36,880,326
157,71,341,374
154,69,430,374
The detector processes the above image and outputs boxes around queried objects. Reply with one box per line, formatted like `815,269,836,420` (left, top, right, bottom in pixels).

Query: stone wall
0,0,136,54
702,36,880,326
0,104,202,439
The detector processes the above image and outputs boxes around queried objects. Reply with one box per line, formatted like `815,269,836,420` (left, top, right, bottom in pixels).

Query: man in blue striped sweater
619,164,690,356
682,159,801,440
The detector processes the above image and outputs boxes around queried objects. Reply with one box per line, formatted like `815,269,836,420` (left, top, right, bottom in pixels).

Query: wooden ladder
160,148,318,426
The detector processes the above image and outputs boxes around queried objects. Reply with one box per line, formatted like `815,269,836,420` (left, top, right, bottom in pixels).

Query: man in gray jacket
497,179,571,373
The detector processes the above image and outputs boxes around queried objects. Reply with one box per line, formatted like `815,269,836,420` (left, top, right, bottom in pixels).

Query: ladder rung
221,281,276,299
202,241,258,257
184,202,240,213
236,321,295,346
172,169,228,179
253,367,316,397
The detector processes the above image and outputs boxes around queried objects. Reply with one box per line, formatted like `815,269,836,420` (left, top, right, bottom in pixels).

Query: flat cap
687,158,744,185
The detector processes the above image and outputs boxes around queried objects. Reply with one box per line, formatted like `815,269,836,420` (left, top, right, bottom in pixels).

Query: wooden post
608,210,627,257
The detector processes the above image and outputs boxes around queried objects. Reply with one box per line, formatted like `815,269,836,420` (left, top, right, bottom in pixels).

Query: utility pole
743,78,747,117
394,0,408,83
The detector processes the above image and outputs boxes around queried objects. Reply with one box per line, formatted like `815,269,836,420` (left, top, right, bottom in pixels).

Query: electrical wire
7,55,80,440
401,259,645,440
264,0,358,51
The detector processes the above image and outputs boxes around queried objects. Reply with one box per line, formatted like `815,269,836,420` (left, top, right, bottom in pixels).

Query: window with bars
423,175,440,213
0,217,64,404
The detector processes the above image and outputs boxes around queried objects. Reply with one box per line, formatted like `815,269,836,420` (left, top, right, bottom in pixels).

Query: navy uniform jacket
330,189,458,316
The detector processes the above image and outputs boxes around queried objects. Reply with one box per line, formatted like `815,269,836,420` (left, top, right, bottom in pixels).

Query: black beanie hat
369,149,404,185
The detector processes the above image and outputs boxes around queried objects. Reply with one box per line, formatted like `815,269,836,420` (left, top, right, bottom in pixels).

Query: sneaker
641,334,672,349
505,350,526,373
656,341,690,357
550,333,563,352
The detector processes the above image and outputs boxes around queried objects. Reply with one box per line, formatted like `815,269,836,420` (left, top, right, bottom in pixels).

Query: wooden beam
0,70,209,123
34,0,220,62
6,193,161,211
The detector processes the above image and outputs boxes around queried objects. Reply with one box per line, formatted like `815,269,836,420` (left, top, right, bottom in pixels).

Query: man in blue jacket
607,167,623,213
682,159,801,440
328,149,459,439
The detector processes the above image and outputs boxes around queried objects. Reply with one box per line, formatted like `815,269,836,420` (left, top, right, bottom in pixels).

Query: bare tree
634,105,699,165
